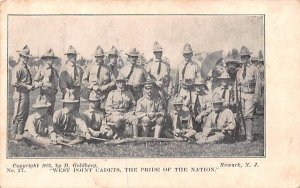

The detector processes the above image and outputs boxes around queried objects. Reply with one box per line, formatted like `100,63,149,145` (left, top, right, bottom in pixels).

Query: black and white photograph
7,15,265,158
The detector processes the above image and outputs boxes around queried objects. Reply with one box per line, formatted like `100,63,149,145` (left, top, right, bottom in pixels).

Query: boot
154,125,162,138
132,124,139,138
142,126,149,137
245,119,253,142
17,123,25,135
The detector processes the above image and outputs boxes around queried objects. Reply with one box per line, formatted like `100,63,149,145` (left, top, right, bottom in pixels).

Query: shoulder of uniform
137,97,145,102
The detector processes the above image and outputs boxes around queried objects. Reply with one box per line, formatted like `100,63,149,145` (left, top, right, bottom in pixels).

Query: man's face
109,55,118,65
226,62,240,75
183,53,193,61
95,56,104,63
154,52,162,59
116,80,126,90
129,56,138,65
20,55,29,64
67,54,77,63
89,101,100,109
65,103,77,111
174,104,183,111
37,107,48,115
144,87,153,97
213,103,223,113
44,57,54,66
241,55,250,64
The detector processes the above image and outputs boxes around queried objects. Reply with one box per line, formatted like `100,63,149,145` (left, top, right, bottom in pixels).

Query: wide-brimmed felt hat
212,94,225,104
258,50,264,62
173,96,184,105
182,43,193,54
41,48,58,59
181,78,195,90
64,45,79,55
17,45,32,58
94,46,105,57
61,89,79,103
109,46,118,56
153,41,163,52
126,48,139,57
88,90,101,102
218,71,231,79
225,49,241,64
240,46,252,57
143,78,156,89
32,95,51,108
116,74,128,82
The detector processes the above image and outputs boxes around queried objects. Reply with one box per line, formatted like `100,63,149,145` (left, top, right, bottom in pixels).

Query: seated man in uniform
195,94,236,144
23,95,56,148
105,75,138,138
135,79,165,138
170,95,196,139
52,89,92,145
81,90,113,139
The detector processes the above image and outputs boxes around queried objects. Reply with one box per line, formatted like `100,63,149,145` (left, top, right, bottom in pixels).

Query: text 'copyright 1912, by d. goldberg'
5,162,259,174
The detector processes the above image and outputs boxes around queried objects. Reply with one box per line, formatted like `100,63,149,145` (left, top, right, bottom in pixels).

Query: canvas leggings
12,91,30,135
241,92,255,141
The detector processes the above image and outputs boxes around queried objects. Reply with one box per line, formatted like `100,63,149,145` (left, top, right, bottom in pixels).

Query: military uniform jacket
146,58,173,93
11,62,32,93
59,61,83,93
24,112,54,138
119,64,147,86
170,110,193,130
82,61,115,100
53,108,88,134
33,63,59,94
202,108,236,137
175,60,201,93
81,109,105,131
236,63,261,98
136,96,165,118
213,85,235,106
105,89,136,114
181,89,212,116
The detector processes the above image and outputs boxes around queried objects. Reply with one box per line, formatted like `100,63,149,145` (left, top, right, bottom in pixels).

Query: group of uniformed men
11,42,264,148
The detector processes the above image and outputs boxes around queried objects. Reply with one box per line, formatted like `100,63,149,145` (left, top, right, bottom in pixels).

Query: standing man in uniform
59,46,83,111
146,42,173,110
236,46,261,142
82,46,115,111
11,45,35,140
119,48,148,101
135,79,165,138
107,46,120,79
33,49,59,116
175,43,201,96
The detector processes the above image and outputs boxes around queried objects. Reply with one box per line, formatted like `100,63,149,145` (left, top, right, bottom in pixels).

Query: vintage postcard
0,1,299,187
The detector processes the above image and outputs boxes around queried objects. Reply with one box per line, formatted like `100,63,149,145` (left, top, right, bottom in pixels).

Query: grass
7,82,265,158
